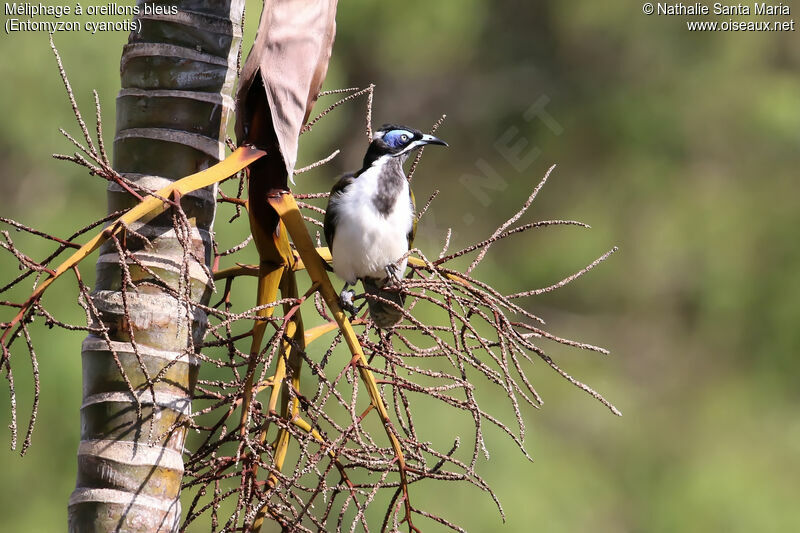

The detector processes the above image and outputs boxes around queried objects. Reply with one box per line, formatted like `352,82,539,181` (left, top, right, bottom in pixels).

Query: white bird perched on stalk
323,124,448,328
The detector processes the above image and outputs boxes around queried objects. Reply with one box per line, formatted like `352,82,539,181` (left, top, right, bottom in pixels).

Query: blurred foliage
1,0,799,531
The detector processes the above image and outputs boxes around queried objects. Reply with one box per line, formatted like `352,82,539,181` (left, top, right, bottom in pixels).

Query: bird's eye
400,134,408,142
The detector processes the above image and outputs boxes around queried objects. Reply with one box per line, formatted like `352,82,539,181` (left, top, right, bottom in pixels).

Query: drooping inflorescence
0,54,617,532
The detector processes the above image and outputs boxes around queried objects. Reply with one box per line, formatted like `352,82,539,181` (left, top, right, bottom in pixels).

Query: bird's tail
363,277,405,328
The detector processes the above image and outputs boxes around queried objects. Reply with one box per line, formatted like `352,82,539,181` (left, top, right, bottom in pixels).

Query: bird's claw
339,288,358,315
385,263,402,286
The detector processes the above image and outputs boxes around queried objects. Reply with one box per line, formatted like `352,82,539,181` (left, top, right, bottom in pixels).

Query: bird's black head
362,124,447,168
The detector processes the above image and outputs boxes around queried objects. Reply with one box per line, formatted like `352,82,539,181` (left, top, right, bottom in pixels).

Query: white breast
330,163,413,284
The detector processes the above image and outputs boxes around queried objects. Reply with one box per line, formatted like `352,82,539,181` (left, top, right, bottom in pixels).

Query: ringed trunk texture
68,1,245,531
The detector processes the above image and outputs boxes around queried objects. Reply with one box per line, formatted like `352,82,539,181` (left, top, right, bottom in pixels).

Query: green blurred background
2,1,799,531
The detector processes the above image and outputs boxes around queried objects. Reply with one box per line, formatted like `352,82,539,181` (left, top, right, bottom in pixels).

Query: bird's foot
339,288,358,315
385,263,403,286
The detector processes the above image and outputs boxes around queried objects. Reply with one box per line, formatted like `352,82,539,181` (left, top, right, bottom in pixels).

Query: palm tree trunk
68,2,245,531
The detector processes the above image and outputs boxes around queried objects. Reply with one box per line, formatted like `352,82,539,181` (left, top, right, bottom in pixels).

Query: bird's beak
420,134,448,147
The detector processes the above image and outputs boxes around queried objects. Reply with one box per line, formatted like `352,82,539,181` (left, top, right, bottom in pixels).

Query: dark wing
407,186,417,249
323,172,356,254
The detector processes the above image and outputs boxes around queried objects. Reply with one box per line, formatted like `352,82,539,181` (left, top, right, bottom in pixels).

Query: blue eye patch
383,129,414,149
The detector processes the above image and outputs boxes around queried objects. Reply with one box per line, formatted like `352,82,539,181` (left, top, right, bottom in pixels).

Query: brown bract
236,0,338,183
